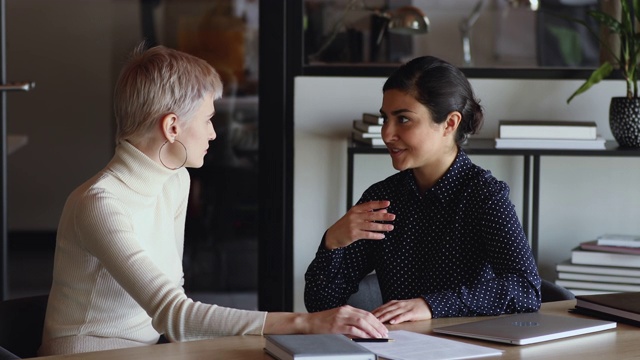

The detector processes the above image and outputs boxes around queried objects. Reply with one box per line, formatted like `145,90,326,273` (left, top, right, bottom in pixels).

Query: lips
388,147,405,157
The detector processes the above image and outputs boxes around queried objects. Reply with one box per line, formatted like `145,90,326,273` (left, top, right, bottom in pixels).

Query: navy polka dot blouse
304,149,541,317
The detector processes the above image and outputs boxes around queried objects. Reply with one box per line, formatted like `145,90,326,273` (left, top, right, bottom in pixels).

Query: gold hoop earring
159,140,188,170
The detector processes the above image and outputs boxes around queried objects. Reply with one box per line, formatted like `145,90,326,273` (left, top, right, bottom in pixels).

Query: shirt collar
404,148,473,202
106,140,180,196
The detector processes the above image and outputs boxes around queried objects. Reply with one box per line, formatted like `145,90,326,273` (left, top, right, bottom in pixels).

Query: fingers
350,201,395,236
371,301,401,323
325,200,395,249
351,201,395,221
336,307,389,339
308,306,389,339
371,299,432,325
357,200,391,211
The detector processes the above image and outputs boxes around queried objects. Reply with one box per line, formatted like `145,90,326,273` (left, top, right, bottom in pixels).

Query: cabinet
347,138,640,262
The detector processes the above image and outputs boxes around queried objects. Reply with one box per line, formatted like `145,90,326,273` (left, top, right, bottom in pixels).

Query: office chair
540,278,575,303
0,294,49,358
346,274,574,312
346,273,382,312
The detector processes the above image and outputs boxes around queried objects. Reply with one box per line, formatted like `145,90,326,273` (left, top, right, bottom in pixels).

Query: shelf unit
347,138,640,262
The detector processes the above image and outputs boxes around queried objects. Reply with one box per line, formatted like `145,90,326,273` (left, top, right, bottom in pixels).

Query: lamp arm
459,0,487,66
308,0,366,61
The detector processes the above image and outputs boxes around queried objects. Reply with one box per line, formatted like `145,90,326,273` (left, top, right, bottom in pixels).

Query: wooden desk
33,300,638,360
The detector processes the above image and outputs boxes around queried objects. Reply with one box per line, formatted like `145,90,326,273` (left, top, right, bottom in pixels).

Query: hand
305,305,389,339
372,298,432,325
324,200,395,250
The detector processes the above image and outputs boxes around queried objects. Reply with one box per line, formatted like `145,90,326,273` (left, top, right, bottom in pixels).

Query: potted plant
566,0,640,147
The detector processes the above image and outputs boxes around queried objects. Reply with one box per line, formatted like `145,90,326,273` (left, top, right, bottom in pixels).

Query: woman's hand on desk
324,200,395,250
264,305,388,339
372,298,433,325
305,305,389,339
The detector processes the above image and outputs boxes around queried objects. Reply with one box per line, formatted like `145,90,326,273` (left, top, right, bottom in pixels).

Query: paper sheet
357,330,503,360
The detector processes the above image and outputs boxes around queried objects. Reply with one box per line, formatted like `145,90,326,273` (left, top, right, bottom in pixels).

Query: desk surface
34,300,637,360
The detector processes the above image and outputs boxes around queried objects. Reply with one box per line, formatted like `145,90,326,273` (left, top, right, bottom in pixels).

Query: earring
159,140,188,170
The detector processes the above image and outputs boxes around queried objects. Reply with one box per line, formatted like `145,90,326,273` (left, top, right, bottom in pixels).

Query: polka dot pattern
305,149,541,317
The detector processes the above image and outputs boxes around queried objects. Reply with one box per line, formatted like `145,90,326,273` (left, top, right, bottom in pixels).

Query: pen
352,338,394,343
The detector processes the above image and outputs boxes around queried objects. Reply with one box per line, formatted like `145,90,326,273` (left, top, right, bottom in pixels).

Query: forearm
305,232,377,312
304,239,350,312
304,262,351,312
264,313,309,334
304,248,369,311
265,308,389,339
424,274,540,318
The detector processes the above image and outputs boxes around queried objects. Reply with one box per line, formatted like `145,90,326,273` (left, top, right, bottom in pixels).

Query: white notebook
432,312,616,345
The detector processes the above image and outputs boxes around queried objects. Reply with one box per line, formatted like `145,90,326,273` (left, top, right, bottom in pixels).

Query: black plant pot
610,97,640,147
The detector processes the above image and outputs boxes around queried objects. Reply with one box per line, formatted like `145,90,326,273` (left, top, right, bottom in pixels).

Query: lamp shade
387,6,429,35
507,0,539,10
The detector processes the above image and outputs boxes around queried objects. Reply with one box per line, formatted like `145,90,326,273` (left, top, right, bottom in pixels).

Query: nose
381,120,395,143
209,123,217,141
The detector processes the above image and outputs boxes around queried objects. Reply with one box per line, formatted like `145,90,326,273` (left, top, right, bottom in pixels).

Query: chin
185,159,205,168
391,160,408,171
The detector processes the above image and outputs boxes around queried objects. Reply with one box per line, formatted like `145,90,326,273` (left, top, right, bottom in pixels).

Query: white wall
293,76,640,312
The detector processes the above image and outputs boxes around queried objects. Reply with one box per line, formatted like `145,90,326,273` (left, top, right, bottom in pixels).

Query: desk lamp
370,6,429,61
308,1,428,63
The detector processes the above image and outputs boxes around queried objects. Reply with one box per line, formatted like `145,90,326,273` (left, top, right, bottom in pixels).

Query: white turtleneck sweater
39,141,266,355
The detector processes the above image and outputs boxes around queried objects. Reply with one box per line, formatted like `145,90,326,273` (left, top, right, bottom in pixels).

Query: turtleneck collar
106,141,182,196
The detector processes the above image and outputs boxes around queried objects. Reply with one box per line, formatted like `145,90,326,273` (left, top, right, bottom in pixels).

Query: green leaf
588,10,622,33
547,25,583,66
567,62,614,104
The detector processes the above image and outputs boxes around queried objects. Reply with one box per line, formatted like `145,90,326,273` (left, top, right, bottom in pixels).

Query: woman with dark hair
305,56,541,324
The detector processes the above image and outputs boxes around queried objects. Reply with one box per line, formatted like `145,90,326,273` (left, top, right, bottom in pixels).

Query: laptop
432,312,616,345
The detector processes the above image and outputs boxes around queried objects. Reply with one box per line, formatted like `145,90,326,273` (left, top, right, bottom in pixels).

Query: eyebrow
380,108,415,116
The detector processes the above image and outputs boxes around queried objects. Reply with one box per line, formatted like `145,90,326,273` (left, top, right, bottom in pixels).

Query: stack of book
494,120,605,149
555,234,640,295
573,291,640,327
352,113,384,146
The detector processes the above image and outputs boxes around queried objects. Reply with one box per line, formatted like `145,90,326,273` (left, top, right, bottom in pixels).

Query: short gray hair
113,43,223,143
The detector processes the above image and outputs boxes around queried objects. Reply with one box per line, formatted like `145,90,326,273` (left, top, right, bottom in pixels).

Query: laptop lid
432,312,616,345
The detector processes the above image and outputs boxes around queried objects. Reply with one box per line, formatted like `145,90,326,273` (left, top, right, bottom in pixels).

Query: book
596,234,640,247
573,292,640,327
580,240,640,255
494,136,606,149
555,279,640,292
571,247,640,268
558,271,640,285
556,259,640,277
264,334,375,360
566,288,615,296
353,119,382,133
352,129,381,138
498,120,597,140
362,113,384,125
352,130,384,146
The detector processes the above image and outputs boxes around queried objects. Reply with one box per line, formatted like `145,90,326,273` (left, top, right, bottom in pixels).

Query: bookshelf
347,138,640,262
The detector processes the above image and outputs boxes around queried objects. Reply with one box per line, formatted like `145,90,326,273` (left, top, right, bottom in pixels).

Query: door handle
0,81,35,92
